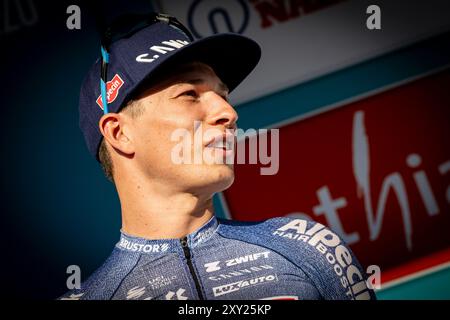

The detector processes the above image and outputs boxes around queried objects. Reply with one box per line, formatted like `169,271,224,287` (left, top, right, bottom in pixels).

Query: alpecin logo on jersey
273,219,372,300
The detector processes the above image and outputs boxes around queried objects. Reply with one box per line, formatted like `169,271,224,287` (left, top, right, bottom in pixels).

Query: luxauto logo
212,274,277,297
96,74,124,109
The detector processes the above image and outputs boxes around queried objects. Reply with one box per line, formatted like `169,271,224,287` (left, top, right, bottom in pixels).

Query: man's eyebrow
182,78,229,94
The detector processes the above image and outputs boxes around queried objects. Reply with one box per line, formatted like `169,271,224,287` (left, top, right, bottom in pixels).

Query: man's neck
117,178,215,240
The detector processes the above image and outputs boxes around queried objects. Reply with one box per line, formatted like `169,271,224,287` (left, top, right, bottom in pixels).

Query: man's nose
206,93,238,129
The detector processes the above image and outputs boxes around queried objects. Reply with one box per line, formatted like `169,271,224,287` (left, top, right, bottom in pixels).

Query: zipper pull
180,236,191,260
180,236,188,248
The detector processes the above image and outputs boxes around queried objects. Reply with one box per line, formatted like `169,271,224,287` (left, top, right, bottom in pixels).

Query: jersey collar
116,215,219,254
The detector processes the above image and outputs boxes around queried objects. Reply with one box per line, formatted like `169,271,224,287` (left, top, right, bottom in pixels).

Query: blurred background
1,0,449,299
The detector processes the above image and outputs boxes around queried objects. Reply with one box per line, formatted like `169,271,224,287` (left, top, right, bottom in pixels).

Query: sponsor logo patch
149,275,177,290
136,39,189,63
209,265,274,281
126,286,146,300
117,238,170,253
204,251,270,272
212,274,278,297
273,219,372,300
96,74,124,110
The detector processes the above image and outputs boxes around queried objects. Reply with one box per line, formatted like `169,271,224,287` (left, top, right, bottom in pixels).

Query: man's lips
205,132,235,150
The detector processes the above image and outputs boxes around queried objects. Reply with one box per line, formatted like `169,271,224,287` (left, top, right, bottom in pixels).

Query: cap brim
134,33,261,95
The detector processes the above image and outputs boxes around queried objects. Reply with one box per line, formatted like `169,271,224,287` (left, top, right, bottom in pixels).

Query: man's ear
98,113,135,157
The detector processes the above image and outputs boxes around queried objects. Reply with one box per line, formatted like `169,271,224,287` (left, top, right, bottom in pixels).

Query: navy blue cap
79,20,261,161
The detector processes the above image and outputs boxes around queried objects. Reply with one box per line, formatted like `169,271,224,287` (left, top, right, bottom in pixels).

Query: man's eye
181,90,198,98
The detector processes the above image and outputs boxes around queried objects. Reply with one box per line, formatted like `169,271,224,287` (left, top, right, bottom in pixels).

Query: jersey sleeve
268,217,377,300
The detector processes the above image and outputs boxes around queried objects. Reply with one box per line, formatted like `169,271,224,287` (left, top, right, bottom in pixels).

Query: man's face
124,61,238,194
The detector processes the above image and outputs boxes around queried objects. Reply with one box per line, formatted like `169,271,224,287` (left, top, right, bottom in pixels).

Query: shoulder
218,216,376,300
58,248,140,300
218,216,343,253
217,216,323,242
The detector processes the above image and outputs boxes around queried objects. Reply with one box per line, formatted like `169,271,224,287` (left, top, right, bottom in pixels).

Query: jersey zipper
180,236,205,300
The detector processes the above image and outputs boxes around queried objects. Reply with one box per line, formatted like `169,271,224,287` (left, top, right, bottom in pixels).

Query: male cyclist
60,13,375,300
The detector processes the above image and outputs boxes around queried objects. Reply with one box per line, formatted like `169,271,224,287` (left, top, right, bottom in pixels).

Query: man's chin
187,164,235,194
207,164,235,189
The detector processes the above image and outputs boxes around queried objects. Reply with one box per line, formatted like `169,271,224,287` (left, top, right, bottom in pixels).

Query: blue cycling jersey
59,216,376,300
